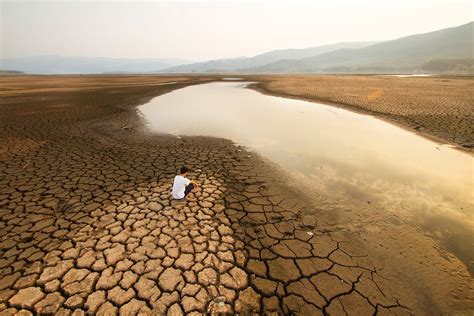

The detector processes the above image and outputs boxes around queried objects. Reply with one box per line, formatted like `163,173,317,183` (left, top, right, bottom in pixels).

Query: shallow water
138,81,473,271
379,74,434,77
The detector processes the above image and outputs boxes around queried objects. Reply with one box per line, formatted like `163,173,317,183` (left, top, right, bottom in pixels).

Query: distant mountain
159,42,379,73
2,22,471,75
157,57,248,73
246,22,473,73
0,56,194,74
0,70,24,75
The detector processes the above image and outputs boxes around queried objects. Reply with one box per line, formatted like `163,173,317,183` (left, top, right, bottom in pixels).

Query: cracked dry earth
0,76,472,315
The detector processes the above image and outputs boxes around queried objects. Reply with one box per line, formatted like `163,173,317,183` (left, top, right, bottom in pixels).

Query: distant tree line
322,65,417,74
317,59,474,75
421,58,474,74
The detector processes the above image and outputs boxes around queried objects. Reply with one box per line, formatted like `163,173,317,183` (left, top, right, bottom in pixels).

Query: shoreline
136,78,474,277
246,75,474,155
247,81,473,155
112,77,474,312
0,75,473,314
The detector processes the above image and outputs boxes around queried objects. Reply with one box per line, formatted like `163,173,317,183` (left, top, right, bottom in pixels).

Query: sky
1,0,472,61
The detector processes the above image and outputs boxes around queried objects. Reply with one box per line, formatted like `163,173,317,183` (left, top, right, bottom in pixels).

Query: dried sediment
0,75,473,315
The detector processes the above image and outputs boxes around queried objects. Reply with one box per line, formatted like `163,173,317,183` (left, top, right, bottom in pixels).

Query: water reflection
138,82,473,271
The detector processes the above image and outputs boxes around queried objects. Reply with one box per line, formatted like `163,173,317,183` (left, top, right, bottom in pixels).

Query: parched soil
249,75,474,151
0,75,473,315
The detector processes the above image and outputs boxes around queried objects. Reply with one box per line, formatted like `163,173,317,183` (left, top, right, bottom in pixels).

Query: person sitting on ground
171,166,197,200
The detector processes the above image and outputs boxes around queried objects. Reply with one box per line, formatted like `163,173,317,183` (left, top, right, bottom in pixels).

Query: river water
138,81,473,272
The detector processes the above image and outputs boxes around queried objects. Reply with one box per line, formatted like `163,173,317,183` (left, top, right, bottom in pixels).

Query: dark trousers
184,183,194,197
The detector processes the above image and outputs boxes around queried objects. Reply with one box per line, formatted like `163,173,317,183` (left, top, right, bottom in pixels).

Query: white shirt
171,175,190,199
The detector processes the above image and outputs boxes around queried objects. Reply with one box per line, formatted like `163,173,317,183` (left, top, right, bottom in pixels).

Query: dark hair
180,166,188,174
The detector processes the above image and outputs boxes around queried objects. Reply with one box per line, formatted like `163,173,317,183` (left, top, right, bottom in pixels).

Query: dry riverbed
0,75,473,315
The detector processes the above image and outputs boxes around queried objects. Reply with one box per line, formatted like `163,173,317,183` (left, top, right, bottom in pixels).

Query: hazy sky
1,0,472,61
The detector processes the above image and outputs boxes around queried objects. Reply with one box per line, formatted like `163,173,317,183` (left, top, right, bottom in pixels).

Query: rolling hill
0,56,194,74
245,22,473,73
159,42,379,73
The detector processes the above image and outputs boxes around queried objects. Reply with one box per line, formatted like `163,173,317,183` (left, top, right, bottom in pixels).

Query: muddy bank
0,75,473,315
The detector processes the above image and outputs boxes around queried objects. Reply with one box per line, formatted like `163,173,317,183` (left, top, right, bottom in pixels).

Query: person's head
179,166,188,175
